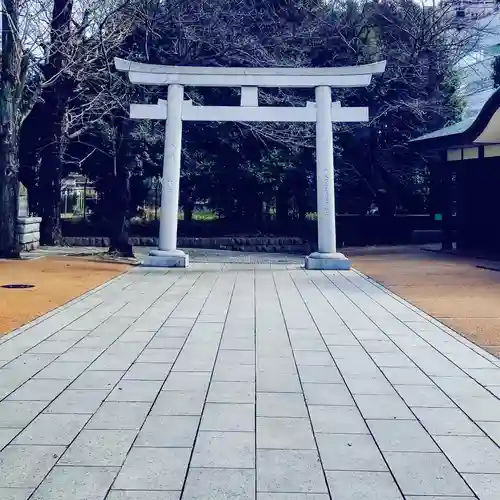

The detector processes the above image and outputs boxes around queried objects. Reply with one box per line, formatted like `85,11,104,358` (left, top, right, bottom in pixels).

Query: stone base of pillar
142,249,189,268
305,252,351,270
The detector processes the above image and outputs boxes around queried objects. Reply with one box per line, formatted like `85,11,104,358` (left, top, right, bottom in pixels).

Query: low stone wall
61,236,312,254
18,217,42,251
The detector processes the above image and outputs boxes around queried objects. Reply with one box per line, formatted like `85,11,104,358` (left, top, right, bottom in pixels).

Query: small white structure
115,58,386,269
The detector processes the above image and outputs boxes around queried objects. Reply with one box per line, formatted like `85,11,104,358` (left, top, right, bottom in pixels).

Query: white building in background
445,0,500,117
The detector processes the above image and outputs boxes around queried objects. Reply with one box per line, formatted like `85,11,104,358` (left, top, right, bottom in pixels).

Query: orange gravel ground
0,257,130,335
351,247,500,357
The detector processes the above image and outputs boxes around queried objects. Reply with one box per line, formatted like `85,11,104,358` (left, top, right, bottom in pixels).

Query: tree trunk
0,0,21,258
184,201,194,222
38,119,64,245
107,121,134,258
108,164,134,258
38,0,73,246
0,158,20,258
276,187,289,224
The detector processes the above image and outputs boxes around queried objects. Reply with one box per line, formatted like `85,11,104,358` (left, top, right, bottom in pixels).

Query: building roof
412,86,500,148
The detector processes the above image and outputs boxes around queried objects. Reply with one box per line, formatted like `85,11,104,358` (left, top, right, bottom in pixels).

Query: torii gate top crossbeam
115,58,386,88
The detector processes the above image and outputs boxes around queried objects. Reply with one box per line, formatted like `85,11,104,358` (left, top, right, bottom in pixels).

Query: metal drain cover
1,284,35,289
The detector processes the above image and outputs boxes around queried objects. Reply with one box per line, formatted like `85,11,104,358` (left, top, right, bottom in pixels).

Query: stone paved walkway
1,264,500,499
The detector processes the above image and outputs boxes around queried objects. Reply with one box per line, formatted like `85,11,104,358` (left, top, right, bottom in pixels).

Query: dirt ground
0,257,130,335
351,247,500,357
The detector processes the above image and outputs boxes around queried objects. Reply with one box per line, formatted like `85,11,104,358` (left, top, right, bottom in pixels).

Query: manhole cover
1,284,35,289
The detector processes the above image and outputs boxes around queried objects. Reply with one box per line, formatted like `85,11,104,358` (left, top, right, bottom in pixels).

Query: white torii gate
115,58,386,269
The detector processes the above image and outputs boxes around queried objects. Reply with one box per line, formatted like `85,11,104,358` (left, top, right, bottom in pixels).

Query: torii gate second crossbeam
115,58,386,269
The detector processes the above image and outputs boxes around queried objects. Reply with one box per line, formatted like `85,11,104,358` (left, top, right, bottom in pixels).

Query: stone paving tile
257,392,308,417
413,407,484,436
257,371,301,392
257,356,297,374
322,334,360,346
60,429,137,466
107,380,162,402
309,405,368,434
151,390,206,415
353,394,415,419
45,389,109,414
452,395,500,421
325,471,403,500
162,371,211,391
13,413,90,445
106,491,180,500
114,447,190,490
183,468,255,500
370,352,416,368
34,361,89,380
220,337,255,350
57,348,103,363
367,419,440,452
257,449,328,493
192,430,254,468
380,367,433,386
136,415,199,447
327,345,366,359
207,381,254,403
123,362,172,380
0,428,21,449
384,451,474,496
136,348,178,364
0,401,46,428
435,435,500,473
30,465,119,500
477,421,500,445
70,370,124,390
297,365,341,383
147,337,185,349
343,376,395,395
404,497,475,500
29,341,76,355
0,445,64,488
0,488,35,500
294,351,334,366
463,473,500,500
217,349,255,365
257,417,316,450
200,403,255,432
317,433,387,472
394,384,455,408
302,382,354,406
431,375,489,398
213,364,255,382
86,401,151,430
257,495,329,500
6,379,70,401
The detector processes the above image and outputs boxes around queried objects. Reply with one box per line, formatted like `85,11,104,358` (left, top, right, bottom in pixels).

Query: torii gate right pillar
305,85,350,270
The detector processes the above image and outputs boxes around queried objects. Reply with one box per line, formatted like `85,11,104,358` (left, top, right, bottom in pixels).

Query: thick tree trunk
38,0,73,246
109,216,134,258
0,158,20,258
276,187,289,224
0,0,21,258
108,135,134,258
184,201,194,222
39,121,64,245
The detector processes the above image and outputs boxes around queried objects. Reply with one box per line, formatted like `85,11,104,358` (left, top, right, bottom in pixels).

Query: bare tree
0,0,30,257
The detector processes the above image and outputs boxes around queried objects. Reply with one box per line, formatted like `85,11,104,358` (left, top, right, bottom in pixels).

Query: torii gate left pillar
115,59,386,269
